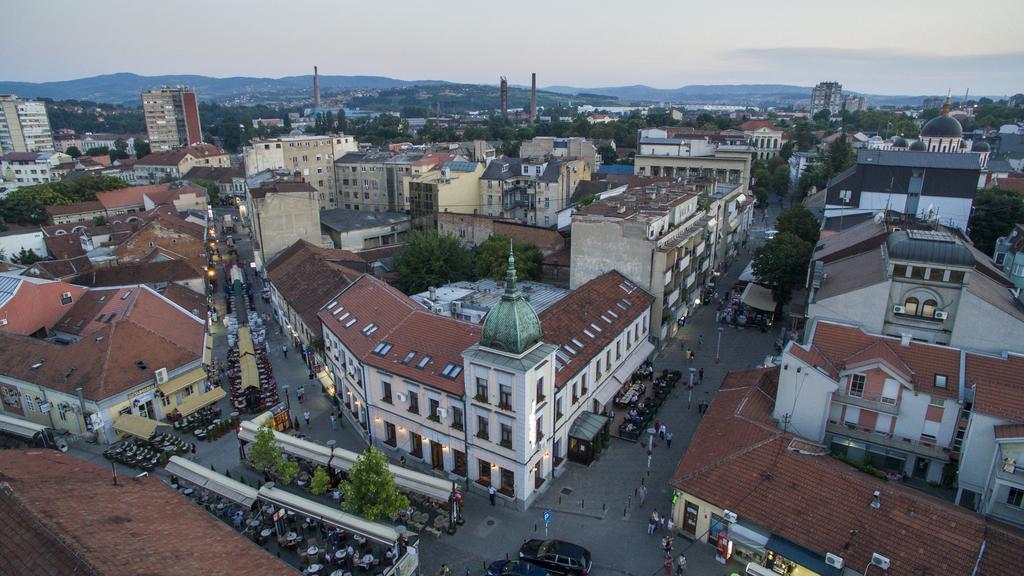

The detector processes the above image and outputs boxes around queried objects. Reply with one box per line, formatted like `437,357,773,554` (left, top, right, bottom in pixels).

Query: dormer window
934,374,948,389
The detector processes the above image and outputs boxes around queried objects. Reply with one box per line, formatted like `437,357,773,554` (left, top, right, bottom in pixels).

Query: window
500,424,512,448
408,391,419,414
903,297,919,316
581,372,589,394
849,374,866,398
381,381,392,403
61,292,73,305
384,422,397,446
451,406,464,430
1008,487,1024,508
556,397,564,421
934,374,948,389
535,416,544,443
410,432,423,458
881,379,900,405
476,377,488,402
498,384,512,410
921,299,937,318
477,415,489,440
929,397,945,408
536,377,545,402
478,459,492,485
921,420,940,440
428,398,440,422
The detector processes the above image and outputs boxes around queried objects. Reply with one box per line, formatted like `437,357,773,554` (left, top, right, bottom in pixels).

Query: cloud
723,47,1024,95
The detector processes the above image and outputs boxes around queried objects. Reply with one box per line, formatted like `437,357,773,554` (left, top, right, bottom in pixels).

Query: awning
729,523,770,553
741,283,776,312
238,326,255,356
174,386,226,417
0,413,49,439
114,414,169,440
165,455,258,507
240,354,260,390
238,420,332,466
259,486,403,546
158,366,207,396
594,340,656,407
568,412,609,442
202,341,213,366
766,534,841,576
738,262,756,284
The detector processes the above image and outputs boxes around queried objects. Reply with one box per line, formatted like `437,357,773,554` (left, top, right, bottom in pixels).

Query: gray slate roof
320,208,409,232
856,149,982,170
481,158,522,180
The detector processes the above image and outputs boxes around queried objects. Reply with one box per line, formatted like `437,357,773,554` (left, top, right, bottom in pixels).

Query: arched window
904,297,919,316
921,299,938,318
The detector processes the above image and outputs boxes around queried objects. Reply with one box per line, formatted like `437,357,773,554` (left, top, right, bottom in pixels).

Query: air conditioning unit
0,318,7,326
396,392,407,403
154,368,169,385
825,553,844,569
934,311,948,320
436,407,447,419
871,553,891,570
892,305,906,314
722,510,738,523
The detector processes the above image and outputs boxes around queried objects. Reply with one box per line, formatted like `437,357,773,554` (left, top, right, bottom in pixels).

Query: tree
14,248,42,265
775,205,820,245
751,232,813,305
133,137,151,159
476,236,542,282
812,109,832,123
85,146,110,157
753,187,769,207
65,146,82,158
779,141,795,160
339,446,408,521
191,178,220,204
392,229,475,294
111,138,130,160
597,143,617,166
246,424,299,485
827,136,855,175
969,188,1024,255
309,466,332,496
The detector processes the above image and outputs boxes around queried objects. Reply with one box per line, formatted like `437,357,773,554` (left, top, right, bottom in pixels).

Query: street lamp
715,327,724,364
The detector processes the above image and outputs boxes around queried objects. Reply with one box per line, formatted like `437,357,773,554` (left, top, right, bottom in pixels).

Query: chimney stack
313,65,321,111
500,76,509,118
530,73,537,126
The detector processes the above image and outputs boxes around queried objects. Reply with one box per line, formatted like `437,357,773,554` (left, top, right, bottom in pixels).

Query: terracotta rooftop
74,258,205,288
136,144,228,166
539,271,654,388
0,450,292,576
95,182,203,210
0,286,203,401
965,352,1024,420
671,367,1024,576
44,233,87,260
24,255,94,280
46,200,104,217
266,240,361,338
740,120,783,131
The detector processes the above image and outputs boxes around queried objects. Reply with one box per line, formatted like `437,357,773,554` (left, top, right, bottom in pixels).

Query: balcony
826,421,950,461
677,254,691,272
832,393,899,416
685,272,696,288
990,502,1024,528
695,241,706,256
664,269,673,286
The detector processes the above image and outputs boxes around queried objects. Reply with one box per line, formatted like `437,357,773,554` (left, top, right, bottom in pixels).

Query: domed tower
971,140,991,168
919,97,963,153
479,246,543,354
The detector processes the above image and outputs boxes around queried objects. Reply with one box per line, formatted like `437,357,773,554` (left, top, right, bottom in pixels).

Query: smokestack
313,65,321,111
500,76,508,118
530,73,537,126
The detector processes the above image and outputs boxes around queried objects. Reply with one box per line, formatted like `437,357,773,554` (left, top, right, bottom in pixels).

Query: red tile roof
740,120,782,131
136,143,228,166
44,233,87,260
266,240,362,338
966,353,1024,420
671,367,1024,576
95,182,203,210
538,271,654,387
0,450,292,576
45,200,104,217
805,320,962,399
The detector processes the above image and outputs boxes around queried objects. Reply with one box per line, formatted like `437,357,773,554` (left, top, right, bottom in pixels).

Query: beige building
407,161,484,229
141,88,202,151
0,95,54,154
519,136,600,172
246,179,324,267
134,144,230,184
478,157,590,228
242,134,357,210
741,121,787,160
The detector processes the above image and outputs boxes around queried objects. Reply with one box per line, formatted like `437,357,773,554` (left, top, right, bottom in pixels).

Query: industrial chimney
313,65,321,111
500,76,508,118
530,73,537,126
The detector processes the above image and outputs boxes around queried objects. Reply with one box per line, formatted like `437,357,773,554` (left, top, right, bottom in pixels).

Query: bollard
581,499,585,509
534,523,537,532
603,503,607,512
623,506,627,517
559,495,562,505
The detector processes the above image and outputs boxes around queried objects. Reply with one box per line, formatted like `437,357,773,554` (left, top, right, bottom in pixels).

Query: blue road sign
543,510,552,525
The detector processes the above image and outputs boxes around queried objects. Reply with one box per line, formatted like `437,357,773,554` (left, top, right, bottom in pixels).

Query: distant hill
542,83,936,107
0,72,449,105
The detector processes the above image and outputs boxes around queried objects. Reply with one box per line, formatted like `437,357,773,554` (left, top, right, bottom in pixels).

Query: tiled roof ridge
807,343,840,377
0,482,101,576
95,321,117,399
676,431,784,484
734,383,780,432
843,339,914,378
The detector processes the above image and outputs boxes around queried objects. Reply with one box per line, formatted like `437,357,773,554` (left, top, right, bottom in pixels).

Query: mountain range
0,72,935,107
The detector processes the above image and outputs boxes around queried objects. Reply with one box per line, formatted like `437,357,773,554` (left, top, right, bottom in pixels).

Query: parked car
486,560,548,576
763,229,779,240
519,539,592,575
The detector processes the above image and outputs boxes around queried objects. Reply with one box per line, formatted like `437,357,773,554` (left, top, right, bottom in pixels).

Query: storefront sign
128,384,156,400
1,385,24,416
716,531,733,564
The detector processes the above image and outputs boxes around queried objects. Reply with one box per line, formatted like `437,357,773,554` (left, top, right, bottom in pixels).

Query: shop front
764,535,841,576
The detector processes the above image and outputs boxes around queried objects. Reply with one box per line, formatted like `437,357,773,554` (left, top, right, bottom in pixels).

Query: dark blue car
487,560,549,576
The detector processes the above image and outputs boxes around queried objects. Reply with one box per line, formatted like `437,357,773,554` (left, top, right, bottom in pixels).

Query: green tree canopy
751,232,814,305
339,446,408,521
309,466,332,496
0,174,127,225
476,236,542,282
969,188,1024,255
65,146,82,158
133,137,151,159
111,138,130,160
775,205,820,245
393,229,475,294
246,424,299,485
191,178,220,204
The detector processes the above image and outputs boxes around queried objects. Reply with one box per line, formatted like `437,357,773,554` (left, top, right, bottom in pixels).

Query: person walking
663,553,674,576
698,367,704,384
666,430,674,448
698,334,704,348
667,517,675,535
330,413,337,430
676,554,687,575
639,484,648,507
282,344,288,358
647,512,657,535
659,423,667,439
488,485,496,506
303,410,310,426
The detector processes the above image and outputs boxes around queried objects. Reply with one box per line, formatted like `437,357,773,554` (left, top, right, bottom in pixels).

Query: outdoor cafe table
307,546,319,557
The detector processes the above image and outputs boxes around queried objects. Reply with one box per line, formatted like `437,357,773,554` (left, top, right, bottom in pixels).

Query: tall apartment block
810,81,843,115
141,88,202,151
0,95,54,154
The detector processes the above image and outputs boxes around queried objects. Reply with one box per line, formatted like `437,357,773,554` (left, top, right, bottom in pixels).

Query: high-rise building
141,88,202,151
810,81,843,115
0,95,54,154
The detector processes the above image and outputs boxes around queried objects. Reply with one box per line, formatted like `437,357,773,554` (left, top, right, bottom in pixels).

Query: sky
2,0,1023,96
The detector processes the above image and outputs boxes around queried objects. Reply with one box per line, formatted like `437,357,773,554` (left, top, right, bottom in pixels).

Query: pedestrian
488,485,496,506
282,344,288,358
663,553,674,576
399,456,406,467
303,410,310,426
685,348,692,364
659,423,667,439
654,419,660,435
667,517,675,535
676,554,687,575
666,430,674,448
438,564,450,576
647,512,657,535
698,368,704,383
698,334,704,348
639,484,647,506
688,350,695,363
652,509,660,531
330,413,337,430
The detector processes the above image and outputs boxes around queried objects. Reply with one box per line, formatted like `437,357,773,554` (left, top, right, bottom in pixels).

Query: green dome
480,247,543,355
